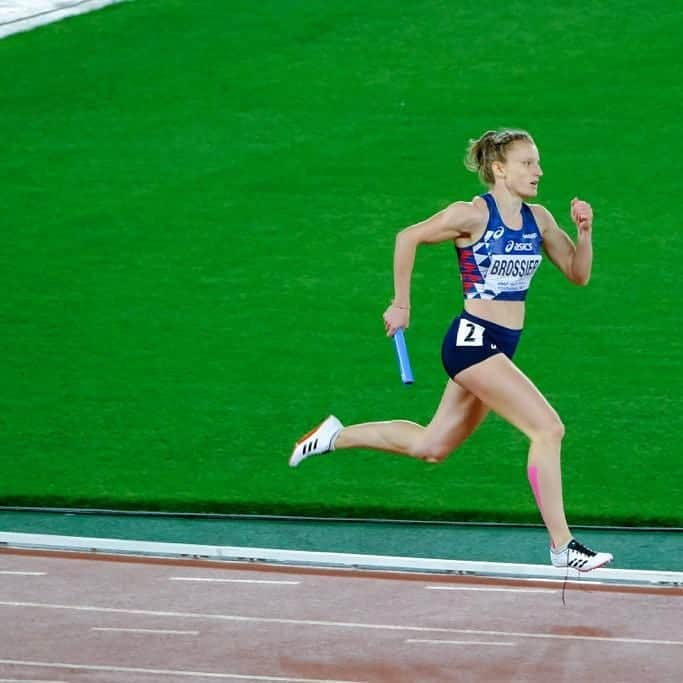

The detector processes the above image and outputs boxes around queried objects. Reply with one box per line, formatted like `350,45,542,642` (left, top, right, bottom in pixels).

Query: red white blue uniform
441,194,543,377
457,193,543,301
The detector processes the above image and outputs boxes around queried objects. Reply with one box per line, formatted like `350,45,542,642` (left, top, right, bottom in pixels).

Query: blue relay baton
392,328,414,384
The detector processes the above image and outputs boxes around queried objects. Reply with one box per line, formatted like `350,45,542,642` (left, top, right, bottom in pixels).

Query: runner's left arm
533,199,593,285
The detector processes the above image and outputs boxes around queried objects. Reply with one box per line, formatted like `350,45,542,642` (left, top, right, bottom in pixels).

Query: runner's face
499,141,543,198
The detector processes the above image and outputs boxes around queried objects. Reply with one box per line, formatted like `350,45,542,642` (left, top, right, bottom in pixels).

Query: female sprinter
289,129,612,572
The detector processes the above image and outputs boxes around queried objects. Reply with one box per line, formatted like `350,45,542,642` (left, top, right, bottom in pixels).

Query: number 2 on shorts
455,319,485,347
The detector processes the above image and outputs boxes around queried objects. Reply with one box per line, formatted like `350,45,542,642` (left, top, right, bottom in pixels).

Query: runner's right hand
383,304,410,337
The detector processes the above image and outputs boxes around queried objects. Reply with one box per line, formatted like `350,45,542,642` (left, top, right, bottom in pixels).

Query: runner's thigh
454,354,562,440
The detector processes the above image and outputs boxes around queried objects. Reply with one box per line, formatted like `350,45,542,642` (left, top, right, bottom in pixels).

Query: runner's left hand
571,197,593,234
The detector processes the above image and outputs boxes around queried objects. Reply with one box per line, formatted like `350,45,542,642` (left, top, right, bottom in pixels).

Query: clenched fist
571,197,593,233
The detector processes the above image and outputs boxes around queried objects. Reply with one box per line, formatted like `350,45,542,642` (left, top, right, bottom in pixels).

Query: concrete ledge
2,531,682,587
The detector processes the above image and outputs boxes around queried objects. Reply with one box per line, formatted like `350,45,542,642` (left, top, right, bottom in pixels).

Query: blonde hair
465,129,535,186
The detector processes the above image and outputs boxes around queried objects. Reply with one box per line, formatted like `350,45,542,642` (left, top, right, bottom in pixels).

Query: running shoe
550,538,613,572
289,415,343,468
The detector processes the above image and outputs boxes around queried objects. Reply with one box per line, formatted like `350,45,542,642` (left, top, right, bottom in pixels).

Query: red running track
1,549,682,682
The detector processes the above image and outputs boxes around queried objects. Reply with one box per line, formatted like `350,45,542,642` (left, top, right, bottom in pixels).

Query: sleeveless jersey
456,193,543,301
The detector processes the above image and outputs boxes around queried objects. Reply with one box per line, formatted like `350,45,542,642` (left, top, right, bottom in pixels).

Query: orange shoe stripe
295,418,327,445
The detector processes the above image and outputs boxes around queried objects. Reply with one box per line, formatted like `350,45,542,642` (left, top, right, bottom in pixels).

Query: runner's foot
550,538,613,572
289,415,343,468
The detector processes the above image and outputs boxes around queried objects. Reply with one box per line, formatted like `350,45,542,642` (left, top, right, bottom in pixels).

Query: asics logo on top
493,227,505,240
505,240,535,253
523,233,538,239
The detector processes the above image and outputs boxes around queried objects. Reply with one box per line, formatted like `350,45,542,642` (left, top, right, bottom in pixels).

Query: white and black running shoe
551,538,613,572
289,415,343,468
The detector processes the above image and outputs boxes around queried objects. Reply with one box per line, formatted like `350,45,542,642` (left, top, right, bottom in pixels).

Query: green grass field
2,0,682,525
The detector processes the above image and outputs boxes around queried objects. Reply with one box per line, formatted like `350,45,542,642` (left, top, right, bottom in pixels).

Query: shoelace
562,540,594,605
567,540,597,570
569,539,597,557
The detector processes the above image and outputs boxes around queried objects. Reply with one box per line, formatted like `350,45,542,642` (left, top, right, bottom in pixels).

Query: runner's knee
530,415,565,444
412,441,451,463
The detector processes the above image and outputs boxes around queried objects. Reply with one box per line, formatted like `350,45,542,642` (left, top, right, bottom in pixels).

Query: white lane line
0,571,46,576
91,627,200,635
0,660,366,683
425,586,556,593
1,600,682,647
0,679,67,682
169,577,300,585
0,1,129,41
407,639,516,647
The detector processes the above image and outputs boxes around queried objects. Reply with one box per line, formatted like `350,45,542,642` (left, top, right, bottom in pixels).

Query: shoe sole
577,557,613,572
552,557,613,572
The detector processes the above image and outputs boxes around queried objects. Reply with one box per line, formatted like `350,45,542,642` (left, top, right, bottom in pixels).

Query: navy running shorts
441,311,522,378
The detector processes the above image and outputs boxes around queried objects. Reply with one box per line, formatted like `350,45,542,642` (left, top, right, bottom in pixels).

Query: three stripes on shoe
301,439,319,455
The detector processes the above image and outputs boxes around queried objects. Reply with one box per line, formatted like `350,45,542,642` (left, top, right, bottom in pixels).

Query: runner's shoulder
527,203,557,234
443,198,488,233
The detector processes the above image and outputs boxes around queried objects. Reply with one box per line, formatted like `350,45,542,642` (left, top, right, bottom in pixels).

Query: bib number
456,319,484,347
